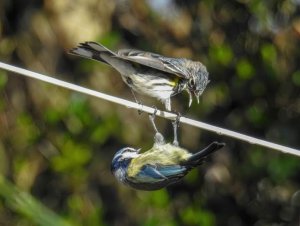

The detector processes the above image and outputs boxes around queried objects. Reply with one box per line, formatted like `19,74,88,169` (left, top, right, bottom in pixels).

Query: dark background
0,0,300,225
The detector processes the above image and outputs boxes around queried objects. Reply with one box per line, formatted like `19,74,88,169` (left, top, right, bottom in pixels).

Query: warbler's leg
131,89,138,103
172,112,181,146
131,89,143,115
164,98,171,111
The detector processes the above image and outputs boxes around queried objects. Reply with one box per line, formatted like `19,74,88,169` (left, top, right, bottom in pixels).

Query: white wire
0,61,299,157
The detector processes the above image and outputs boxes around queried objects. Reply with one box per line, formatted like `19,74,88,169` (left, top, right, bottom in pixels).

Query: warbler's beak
195,93,200,104
187,89,193,107
193,89,202,104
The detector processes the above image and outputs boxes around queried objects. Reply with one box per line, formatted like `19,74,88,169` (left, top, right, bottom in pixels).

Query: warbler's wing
117,49,191,79
135,164,187,183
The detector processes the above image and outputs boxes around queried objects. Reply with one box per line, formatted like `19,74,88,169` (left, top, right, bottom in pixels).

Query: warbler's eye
189,79,195,87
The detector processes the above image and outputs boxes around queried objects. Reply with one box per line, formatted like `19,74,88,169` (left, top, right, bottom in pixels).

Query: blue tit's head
111,147,140,173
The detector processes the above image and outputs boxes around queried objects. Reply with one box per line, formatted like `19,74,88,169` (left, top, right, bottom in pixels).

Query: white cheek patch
121,152,140,160
114,169,126,182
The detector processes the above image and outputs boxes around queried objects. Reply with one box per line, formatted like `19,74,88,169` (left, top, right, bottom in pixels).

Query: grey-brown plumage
69,42,209,111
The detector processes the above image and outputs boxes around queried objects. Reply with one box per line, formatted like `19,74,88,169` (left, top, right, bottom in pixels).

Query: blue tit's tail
69,42,116,64
183,141,225,168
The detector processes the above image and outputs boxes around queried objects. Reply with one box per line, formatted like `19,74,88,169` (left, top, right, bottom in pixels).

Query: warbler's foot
130,89,144,115
136,101,144,115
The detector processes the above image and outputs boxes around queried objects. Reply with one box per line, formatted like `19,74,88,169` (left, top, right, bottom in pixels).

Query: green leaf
292,71,300,86
0,71,7,90
0,176,77,226
261,43,277,64
210,44,233,66
236,59,255,80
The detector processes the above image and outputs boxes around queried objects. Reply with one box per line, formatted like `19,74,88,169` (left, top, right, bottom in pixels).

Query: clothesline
0,61,299,157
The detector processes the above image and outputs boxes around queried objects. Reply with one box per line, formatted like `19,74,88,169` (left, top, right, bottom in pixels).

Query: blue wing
134,164,187,183
157,165,187,177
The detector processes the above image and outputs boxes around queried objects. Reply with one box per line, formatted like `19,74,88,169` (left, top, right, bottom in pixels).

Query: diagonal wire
0,61,299,157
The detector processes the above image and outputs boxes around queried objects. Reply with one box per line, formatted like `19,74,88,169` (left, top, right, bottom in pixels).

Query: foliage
0,0,300,225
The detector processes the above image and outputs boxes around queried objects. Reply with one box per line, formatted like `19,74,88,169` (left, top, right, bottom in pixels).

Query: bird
69,42,209,111
111,114,225,190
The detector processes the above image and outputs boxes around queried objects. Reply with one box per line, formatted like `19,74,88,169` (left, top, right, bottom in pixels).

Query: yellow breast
127,143,191,177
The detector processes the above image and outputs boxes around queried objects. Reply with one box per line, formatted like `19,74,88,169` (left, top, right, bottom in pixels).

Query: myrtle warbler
111,114,225,190
69,42,209,111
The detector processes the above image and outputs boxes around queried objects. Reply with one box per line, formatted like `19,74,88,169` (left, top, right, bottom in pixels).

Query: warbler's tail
183,141,225,167
69,42,116,64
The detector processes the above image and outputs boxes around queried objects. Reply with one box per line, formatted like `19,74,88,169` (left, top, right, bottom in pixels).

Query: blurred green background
0,0,300,225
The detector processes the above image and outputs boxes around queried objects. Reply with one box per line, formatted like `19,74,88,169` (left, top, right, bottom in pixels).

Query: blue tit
111,114,225,190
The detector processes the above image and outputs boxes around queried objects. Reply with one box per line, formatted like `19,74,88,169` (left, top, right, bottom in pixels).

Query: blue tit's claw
149,106,158,122
154,132,165,146
172,112,181,146
172,140,179,147
149,106,159,133
172,111,181,128
152,106,158,117
175,112,181,126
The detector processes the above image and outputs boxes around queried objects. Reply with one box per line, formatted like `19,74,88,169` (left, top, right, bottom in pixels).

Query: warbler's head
187,62,209,105
111,147,140,173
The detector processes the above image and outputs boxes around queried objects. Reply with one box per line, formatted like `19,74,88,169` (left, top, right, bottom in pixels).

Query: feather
118,49,191,79
184,141,225,167
69,42,116,63
133,165,167,183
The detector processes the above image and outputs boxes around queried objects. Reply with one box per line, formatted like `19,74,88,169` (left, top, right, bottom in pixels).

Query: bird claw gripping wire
149,107,165,146
172,112,181,146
